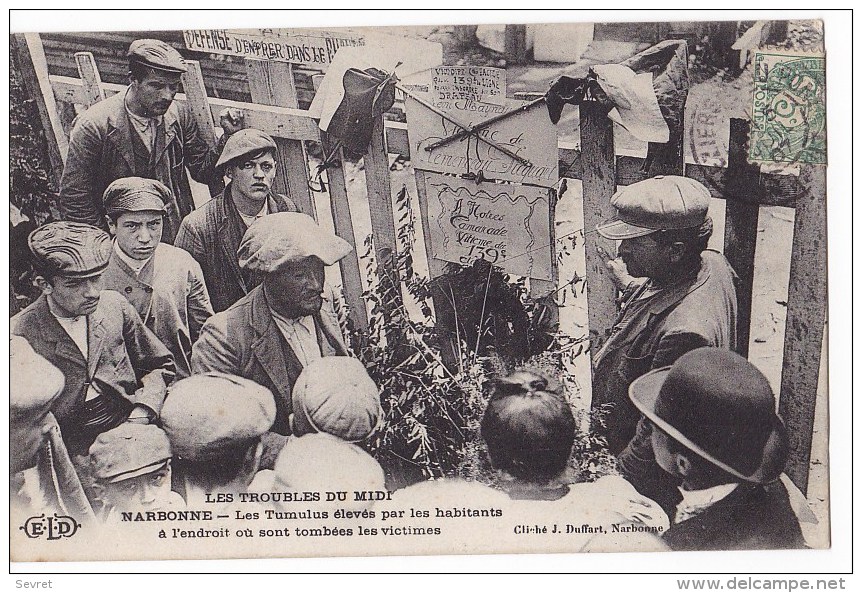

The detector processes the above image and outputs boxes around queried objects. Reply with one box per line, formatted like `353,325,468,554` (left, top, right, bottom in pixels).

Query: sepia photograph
5,8,850,579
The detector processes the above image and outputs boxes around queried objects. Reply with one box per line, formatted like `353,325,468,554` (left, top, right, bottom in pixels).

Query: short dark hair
177,438,259,489
654,424,737,485
481,370,576,482
129,60,158,83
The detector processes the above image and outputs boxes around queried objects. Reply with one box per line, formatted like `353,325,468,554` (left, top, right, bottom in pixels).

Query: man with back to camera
11,221,175,458
100,177,213,378
174,128,299,312
59,38,244,242
591,175,738,515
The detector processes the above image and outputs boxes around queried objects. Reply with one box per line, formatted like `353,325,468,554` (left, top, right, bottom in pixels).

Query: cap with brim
10,335,65,423
596,175,711,240
128,39,187,74
103,177,171,216
89,423,172,483
216,128,278,169
28,222,112,278
238,212,352,273
629,349,788,484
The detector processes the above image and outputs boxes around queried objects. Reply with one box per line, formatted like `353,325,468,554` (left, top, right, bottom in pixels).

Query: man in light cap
88,423,183,520
175,128,299,312
160,373,276,504
290,356,383,442
10,336,95,523
591,175,738,515
191,213,351,445
60,38,245,242
12,222,175,457
101,177,213,378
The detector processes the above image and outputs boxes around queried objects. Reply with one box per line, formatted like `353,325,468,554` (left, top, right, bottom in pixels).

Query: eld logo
20,513,80,540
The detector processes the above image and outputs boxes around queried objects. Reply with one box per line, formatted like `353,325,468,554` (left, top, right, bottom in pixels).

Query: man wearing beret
629,348,805,550
101,177,213,378
59,39,245,243
11,222,176,457
191,213,351,449
88,423,183,520
591,175,738,514
175,128,299,312
160,373,276,505
10,336,95,523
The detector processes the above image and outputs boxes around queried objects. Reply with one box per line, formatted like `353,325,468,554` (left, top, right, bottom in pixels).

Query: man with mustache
59,39,244,243
591,176,738,515
100,177,213,378
174,129,299,312
190,213,351,466
11,222,175,458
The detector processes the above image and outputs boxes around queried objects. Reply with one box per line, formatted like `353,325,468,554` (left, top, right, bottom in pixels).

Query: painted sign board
406,96,559,188
423,171,554,281
432,66,506,109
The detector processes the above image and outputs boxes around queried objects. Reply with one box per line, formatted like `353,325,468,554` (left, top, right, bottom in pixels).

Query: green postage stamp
750,50,826,164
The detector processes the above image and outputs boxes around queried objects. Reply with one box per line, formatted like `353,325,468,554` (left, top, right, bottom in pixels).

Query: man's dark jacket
663,481,806,551
59,90,225,243
174,184,298,313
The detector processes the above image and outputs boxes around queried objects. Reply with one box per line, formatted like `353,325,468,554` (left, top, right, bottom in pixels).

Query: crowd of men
10,38,811,553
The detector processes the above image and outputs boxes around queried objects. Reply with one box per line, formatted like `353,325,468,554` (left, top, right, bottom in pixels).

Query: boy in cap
160,373,276,505
591,175,738,514
101,177,213,378
10,336,95,523
60,38,245,242
88,423,182,520
175,128,299,312
11,222,175,457
629,347,805,550
191,212,351,444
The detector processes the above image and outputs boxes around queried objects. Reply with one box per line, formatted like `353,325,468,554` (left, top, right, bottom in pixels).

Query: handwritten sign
423,172,553,281
183,29,365,69
432,66,506,110
407,96,559,188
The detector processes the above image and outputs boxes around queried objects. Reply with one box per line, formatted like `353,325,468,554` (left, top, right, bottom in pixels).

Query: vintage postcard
7,12,840,570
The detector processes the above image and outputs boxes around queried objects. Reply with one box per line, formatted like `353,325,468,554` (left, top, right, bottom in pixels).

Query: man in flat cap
59,38,245,242
191,213,351,450
175,128,299,312
160,373,276,505
88,423,183,520
10,336,95,523
629,348,805,550
591,175,738,514
101,177,213,378
11,222,175,457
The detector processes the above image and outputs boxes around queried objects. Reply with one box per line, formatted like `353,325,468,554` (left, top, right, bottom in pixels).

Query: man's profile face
44,273,105,318
131,69,182,117
227,153,277,204
108,210,163,261
98,462,173,515
265,257,326,319
617,234,673,280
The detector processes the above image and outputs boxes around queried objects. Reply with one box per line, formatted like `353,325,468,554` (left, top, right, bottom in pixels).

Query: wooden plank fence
12,32,827,494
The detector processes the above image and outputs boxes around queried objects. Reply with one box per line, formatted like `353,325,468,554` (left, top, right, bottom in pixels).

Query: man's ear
668,241,687,264
33,275,52,295
675,452,694,478
106,216,117,236
224,167,235,182
242,441,264,478
90,481,106,503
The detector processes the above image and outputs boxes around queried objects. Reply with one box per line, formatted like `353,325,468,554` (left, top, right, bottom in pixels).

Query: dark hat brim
629,367,787,484
102,458,170,483
595,218,658,241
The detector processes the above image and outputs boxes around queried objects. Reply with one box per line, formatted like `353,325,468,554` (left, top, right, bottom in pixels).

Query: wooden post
321,134,368,333
580,103,619,367
181,60,217,145
779,165,827,495
74,52,105,108
245,58,315,218
504,25,529,65
364,115,404,306
11,33,68,190
722,118,762,358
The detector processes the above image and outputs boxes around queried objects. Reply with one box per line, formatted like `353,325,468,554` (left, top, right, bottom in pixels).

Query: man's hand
219,108,246,135
597,244,636,291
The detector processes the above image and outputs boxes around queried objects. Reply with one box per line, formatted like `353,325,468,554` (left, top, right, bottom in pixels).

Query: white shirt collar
237,200,269,228
674,482,739,524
